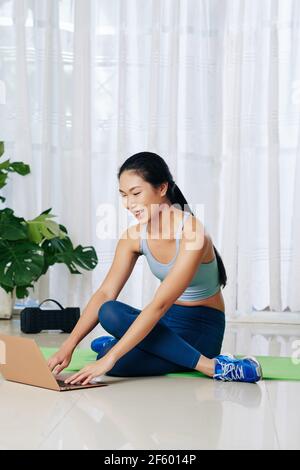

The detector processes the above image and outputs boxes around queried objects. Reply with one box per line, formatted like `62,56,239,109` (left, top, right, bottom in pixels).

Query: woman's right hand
47,343,75,375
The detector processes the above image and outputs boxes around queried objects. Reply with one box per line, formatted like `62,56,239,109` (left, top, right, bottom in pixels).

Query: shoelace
216,361,245,381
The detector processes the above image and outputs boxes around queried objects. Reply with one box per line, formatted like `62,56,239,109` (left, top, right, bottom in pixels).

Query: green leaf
72,245,98,271
55,243,98,273
0,239,44,288
0,284,13,295
59,223,68,234
41,236,98,274
0,171,8,189
0,143,30,193
0,209,27,240
40,208,53,216
16,285,32,298
8,161,30,176
0,159,10,171
0,195,5,203
41,236,78,273
26,210,67,244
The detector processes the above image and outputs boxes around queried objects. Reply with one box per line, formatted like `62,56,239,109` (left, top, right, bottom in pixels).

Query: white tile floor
1,316,300,450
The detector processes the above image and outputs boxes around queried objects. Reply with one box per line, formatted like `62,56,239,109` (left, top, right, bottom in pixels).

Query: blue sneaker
91,335,117,354
96,337,118,360
213,354,263,383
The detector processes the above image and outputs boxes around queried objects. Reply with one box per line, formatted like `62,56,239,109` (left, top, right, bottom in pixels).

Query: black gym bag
20,298,80,334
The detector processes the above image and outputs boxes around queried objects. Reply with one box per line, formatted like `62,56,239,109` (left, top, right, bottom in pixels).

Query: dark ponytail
118,151,227,289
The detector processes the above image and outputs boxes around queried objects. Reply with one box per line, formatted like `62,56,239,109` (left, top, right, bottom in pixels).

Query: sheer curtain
0,0,299,320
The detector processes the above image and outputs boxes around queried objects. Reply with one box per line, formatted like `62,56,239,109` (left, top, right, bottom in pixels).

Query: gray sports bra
139,211,221,301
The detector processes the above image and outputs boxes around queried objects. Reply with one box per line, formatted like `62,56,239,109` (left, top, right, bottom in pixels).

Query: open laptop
0,334,108,391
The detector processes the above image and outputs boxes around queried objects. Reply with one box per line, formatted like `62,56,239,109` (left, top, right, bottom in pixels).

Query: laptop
0,334,108,391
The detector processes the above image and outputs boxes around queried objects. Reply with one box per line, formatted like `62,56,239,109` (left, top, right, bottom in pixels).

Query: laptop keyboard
56,378,107,389
56,379,82,388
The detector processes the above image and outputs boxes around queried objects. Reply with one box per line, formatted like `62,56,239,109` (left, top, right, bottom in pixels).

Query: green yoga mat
41,347,300,381
41,347,98,372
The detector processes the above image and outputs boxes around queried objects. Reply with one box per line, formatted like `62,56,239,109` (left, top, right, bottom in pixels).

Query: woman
48,152,262,384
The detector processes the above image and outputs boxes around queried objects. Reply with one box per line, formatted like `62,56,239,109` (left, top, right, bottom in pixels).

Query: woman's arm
63,226,140,351
49,227,141,375
48,289,112,373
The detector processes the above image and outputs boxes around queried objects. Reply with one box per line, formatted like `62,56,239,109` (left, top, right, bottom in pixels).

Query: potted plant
0,141,98,319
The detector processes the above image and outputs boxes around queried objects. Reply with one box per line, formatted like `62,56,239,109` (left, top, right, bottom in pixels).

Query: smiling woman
48,152,262,384
117,152,226,311
118,184,145,218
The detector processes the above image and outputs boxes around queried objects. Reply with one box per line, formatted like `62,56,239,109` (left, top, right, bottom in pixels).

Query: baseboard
228,311,300,325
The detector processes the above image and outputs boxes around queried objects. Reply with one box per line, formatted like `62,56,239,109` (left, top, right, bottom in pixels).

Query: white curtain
0,0,299,320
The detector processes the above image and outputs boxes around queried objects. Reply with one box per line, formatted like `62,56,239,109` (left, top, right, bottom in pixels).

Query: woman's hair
118,151,227,288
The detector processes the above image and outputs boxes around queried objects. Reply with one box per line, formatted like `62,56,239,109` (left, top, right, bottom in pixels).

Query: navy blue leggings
97,300,225,377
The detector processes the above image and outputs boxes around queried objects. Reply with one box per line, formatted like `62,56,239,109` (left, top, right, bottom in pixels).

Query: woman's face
119,171,169,223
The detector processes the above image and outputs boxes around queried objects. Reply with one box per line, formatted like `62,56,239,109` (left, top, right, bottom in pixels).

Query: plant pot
0,287,13,319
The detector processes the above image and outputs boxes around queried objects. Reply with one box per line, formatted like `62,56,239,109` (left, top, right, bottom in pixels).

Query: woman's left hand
64,354,117,385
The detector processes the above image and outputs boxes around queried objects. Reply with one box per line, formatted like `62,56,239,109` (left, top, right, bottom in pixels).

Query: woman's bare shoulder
125,223,143,255
183,214,209,245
